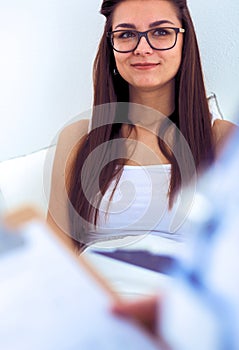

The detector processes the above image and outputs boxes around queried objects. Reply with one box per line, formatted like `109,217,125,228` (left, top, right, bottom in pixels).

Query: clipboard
2,206,120,302
0,206,160,350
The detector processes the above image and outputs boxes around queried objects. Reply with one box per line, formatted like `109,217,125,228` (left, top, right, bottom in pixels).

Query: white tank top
86,164,194,249
85,109,219,250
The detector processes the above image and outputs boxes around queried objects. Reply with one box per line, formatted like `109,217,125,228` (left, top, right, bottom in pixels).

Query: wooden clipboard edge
3,205,122,303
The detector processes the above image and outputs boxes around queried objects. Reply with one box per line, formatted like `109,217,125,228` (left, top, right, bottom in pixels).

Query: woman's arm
46,119,89,250
212,119,238,158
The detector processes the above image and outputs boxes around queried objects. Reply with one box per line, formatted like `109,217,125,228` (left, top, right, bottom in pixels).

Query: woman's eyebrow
149,20,174,27
114,20,174,30
114,23,136,29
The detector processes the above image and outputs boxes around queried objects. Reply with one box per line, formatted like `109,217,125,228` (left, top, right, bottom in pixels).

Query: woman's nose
134,36,154,55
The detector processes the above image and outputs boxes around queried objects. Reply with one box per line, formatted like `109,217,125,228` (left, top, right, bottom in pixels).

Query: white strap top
84,102,220,249
86,164,194,247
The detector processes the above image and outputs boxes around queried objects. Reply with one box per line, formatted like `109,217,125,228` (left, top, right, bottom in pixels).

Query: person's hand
112,295,171,349
111,295,159,335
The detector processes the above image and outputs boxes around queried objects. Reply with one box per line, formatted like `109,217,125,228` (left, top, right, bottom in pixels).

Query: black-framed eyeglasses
107,27,185,53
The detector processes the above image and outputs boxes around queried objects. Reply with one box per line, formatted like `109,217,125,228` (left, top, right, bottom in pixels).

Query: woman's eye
118,31,136,39
153,28,169,36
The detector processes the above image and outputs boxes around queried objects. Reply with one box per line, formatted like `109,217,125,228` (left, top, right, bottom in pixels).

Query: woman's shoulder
212,118,238,155
54,119,90,168
56,119,89,153
58,119,89,146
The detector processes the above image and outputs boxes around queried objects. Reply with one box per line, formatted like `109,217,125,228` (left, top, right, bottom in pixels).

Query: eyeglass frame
107,27,185,53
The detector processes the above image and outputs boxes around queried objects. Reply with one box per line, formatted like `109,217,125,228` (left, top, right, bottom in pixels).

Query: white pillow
0,147,52,215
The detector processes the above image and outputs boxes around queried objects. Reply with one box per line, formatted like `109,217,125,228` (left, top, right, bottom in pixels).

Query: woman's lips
131,62,160,70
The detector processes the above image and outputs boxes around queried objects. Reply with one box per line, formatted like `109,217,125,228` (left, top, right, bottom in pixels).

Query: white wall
0,0,238,161
0,0,103,161
188,0,239,122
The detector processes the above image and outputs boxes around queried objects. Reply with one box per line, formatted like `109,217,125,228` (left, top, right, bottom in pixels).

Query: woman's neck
129,82,175,117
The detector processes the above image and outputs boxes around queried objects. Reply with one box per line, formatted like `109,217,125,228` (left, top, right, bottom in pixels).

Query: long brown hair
67,0,215,247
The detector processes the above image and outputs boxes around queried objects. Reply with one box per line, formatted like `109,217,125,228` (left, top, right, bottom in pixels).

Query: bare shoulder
57,119,89,150
53,119,89,174
212,119,238,155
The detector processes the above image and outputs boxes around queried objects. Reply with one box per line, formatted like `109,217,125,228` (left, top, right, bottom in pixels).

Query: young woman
47,0,235,252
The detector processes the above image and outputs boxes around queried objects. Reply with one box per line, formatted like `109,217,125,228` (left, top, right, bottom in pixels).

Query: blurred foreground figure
160,127,239,349
113,128,239,350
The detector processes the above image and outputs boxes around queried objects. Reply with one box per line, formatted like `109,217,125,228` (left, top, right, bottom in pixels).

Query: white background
0,0,238,161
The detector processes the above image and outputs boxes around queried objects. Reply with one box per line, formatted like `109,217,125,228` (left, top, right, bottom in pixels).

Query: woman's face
111,0,184,96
